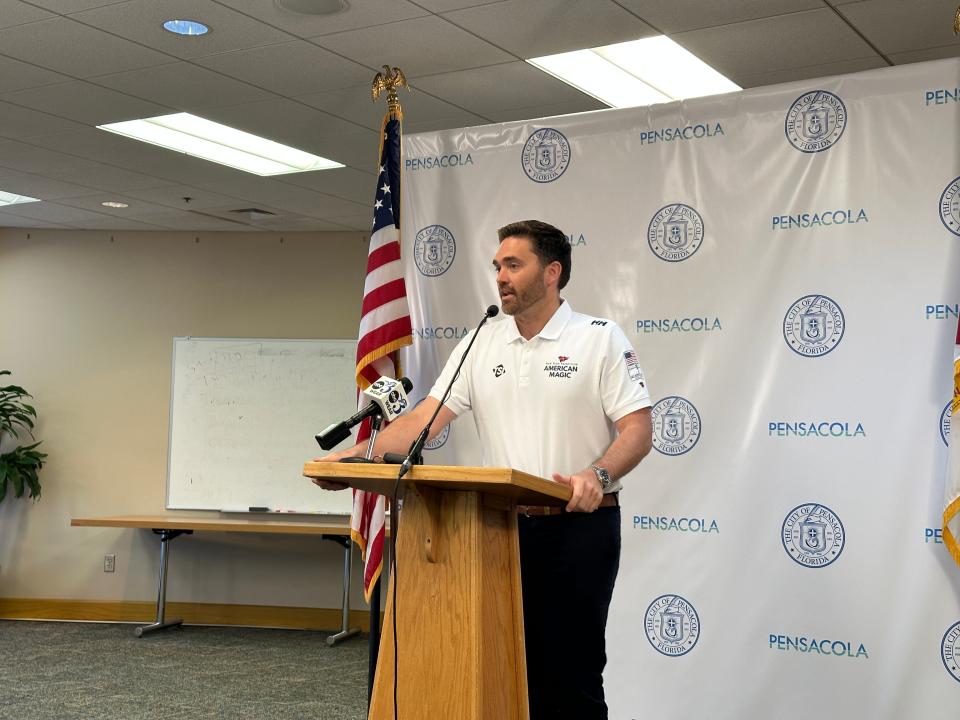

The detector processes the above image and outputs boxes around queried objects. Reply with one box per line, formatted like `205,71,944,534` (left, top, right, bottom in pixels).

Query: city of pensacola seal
645,594,701,657
651,396,702,455
783,295,845,357
784,90,847,153
942,620,960,683
413,224,456,277
939,176,960,237
648,204,705,262
781,503,845,568
521,128,571,183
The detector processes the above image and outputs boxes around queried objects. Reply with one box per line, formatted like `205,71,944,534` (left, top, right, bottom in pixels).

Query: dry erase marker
248,506,270,512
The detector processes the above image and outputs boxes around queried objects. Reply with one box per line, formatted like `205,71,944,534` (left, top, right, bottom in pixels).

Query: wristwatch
591,465,612,491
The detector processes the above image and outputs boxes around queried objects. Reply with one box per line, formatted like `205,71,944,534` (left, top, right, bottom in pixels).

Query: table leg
323,535,361,645
135,529,192,637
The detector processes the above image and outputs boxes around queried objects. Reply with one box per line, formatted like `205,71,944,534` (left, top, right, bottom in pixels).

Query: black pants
518,506,621,720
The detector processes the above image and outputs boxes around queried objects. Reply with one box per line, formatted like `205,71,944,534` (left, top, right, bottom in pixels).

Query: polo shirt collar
505,299,572,343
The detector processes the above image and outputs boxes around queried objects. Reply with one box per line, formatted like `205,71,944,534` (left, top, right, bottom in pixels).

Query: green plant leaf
9,467,23,498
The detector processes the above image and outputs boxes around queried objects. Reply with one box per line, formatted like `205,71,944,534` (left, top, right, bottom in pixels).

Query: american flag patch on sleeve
623,350,644,385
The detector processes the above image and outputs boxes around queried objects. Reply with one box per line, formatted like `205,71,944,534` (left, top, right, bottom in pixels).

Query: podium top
303,462,572,506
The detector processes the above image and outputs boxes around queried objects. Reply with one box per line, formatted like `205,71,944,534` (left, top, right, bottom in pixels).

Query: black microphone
315,376,413,450
397,305,500,478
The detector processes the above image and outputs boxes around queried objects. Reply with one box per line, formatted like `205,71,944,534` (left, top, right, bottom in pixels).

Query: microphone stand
340,414,383,464
397,308,497,479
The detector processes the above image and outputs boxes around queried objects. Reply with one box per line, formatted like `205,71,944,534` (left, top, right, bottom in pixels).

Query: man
316,219,652,719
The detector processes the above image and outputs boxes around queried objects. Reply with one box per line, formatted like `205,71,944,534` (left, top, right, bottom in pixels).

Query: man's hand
552,469,603,513
309,447,359,490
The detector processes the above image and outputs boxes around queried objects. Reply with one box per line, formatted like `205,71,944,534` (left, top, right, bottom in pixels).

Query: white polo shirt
428,300,651,492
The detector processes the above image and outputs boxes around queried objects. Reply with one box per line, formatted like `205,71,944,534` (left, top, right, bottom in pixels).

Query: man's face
492,235,549,316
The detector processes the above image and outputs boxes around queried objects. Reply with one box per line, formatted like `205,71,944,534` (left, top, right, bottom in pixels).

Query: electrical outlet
103,554,115,573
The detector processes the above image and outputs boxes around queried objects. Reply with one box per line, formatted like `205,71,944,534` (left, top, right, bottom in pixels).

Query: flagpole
363,64,410,708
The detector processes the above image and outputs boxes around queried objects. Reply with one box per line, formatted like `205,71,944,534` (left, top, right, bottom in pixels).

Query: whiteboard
166,337,357,514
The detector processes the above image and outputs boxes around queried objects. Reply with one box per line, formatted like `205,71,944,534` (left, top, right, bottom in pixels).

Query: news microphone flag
350,103,412,602
945,316,960,567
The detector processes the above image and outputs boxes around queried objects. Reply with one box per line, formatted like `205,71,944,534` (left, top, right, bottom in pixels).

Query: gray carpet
0,620,369,720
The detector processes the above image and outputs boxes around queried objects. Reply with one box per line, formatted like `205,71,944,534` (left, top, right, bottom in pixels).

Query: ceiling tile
312,15,514,76
441,0,657,57
671,8,877,81
0,168,100,199
0,55,70,94
890,45,960,65
200,98,370,157
738,56,890,89
128,209,254,230
275,166,376,206
296,83,489,131
53,216,170,230
194,41,372,96
118,185,250,211
483,98,608,123
0,101,88,140
53,191,170,214
28,128,262,185
615,0,823,34
321,212,372,231
29,0,126,11
0,139,97,176
191,176,369,218
409,61,594,115
72,0,295,60
0,1,57,28
0,200,119,223
0,213,72,228
214,0,430,38
0,17,172,77
835,0,960,55
1,80,171,125
91,63,275,110
53,162,177,192
413,0,505,10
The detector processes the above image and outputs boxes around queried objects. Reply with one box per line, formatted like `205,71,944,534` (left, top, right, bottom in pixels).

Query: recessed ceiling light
275,0,347,15
101,201,129,208
0,190,41,206
528,36,740,108
97,113,345,176
162,19,210,36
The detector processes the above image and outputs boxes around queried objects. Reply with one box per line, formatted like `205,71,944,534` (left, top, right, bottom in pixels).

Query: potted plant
0,370,46,502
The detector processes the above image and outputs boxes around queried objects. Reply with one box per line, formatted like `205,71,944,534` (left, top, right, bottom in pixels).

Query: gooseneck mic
315,376,413,450
396,305,499,478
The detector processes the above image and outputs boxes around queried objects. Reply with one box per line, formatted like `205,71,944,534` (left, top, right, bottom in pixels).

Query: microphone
397,305,499,477
315,376,413,450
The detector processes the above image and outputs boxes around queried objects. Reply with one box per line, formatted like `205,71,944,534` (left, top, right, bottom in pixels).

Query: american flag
350,108,412,601
945,317,960,567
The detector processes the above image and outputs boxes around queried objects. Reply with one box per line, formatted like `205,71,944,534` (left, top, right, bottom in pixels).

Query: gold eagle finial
954,5,960,34
371,65,409,112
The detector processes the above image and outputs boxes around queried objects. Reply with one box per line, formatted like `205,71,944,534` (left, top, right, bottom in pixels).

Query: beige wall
0,228,376,610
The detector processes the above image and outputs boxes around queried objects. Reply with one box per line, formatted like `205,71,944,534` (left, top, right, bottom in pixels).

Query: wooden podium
302,462,571,720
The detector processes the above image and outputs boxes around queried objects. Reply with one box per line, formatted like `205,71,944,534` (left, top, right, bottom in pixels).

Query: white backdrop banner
400,58,960,718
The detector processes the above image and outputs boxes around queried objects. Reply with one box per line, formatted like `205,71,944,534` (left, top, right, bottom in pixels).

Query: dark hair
497,220,572,289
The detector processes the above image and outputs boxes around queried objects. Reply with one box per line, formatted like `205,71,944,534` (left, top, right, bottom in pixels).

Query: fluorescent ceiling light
0,190,41,206
98,113,344,176
528,50,669,108
528,36,740,108
162,20,210,36
101,201,129,208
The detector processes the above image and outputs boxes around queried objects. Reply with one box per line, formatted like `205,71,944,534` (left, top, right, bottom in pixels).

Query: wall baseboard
0,597,380,631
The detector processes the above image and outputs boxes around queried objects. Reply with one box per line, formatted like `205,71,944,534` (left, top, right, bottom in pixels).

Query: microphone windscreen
486,304,500,318
399,377,413,393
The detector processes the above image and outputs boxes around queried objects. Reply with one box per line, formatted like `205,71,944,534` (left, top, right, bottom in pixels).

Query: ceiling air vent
230,208,277,222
